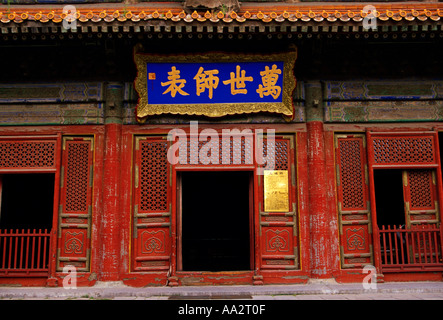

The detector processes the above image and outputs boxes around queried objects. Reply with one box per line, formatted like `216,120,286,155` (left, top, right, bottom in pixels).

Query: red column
307,121,332,278
305,80,333,279
100,122,122,281
99,83,123,281
99,123,121,281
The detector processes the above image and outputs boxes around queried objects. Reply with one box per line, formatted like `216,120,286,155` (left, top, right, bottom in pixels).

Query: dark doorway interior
374,170,405,228
0,173,55,229
181,171,251,272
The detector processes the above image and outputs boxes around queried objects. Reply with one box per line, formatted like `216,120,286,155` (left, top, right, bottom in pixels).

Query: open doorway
179,171,252,272
373,169,406,228
0,173,55,273
0,173,55,229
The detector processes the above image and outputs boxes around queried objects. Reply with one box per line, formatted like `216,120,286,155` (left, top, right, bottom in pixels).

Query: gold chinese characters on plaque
264,170,289,212
133,44,297,122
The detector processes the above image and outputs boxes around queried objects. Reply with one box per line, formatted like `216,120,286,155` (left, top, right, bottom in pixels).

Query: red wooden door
132,136,172,272
367,131,443,272
57,136,94,272
258,135,299,271
335,134,374,269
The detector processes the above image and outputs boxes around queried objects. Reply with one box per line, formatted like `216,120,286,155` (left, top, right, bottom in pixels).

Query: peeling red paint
1,123,442,287
307,121,333,279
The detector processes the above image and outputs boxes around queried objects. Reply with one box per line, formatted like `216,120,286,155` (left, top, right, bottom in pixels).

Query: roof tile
0,3,441,29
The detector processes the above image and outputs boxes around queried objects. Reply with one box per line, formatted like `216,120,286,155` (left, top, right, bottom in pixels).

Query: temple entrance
373,168,443,271
132,133,296,284
0,174,54,229
336,132,443,274
178,171,252,272
0,173,55,275
366,132,443,273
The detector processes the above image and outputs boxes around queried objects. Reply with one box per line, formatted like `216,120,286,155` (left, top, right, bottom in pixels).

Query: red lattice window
226,135,253,165
337,138,366,210
262,138,290,170
0,140,55,169
139,140,169,212
177,135,253,166
407,170,434,210
64,141,91,213
372,136,435,165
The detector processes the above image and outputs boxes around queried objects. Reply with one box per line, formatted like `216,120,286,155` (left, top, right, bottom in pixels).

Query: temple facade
0,0,442,287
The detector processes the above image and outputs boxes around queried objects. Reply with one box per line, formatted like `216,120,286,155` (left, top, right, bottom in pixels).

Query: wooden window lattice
408,170,434,209
338,138,366,210
263,139,289,170
0,141,55,169
372,137,435,165
178,136,253,165
173,135,288,168
139,140,169,212
65,142,90,212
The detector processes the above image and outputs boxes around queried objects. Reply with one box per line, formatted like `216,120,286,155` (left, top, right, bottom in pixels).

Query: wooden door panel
367,131,443,272
404,170,439,227
258,136,298,270
134,226,171,271
132,137,171,272
335,134,373,268
57,137,93,272
261,226,296,269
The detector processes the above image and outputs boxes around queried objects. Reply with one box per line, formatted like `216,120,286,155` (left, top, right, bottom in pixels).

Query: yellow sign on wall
264,170,289,212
